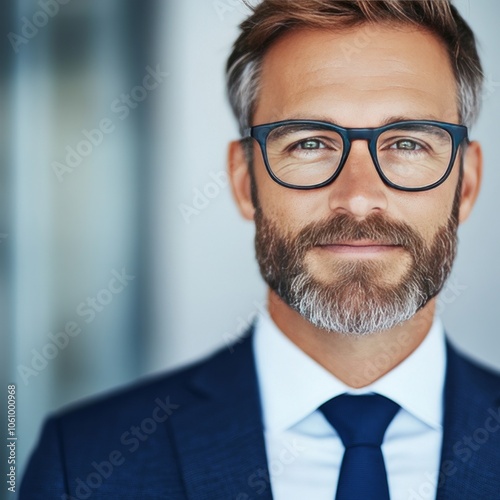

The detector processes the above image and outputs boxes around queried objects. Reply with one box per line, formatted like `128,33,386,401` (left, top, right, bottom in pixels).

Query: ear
458,140,483,224
228,140,255,221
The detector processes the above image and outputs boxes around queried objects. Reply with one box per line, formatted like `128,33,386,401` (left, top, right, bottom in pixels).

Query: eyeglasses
244,119,468,191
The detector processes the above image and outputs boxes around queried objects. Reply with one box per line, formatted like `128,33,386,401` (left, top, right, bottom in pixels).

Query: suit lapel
168,329,273,500
436,341,500,500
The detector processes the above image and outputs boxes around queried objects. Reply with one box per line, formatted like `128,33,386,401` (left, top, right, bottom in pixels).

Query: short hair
226,0,484,135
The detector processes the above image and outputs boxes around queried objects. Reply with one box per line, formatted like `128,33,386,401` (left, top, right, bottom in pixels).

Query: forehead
254,24,459,127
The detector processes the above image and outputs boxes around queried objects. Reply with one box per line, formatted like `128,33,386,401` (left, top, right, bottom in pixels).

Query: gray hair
226,0,484,134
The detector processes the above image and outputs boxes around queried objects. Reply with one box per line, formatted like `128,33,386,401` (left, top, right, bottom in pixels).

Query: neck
267,289,436,388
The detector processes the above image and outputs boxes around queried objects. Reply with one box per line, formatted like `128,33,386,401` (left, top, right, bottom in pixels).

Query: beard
253,183,461,336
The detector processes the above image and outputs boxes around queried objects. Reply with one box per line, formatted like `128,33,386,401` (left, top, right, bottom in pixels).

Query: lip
317,241,401,255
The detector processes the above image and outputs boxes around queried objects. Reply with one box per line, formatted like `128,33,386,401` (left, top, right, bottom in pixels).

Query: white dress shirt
253,311,446,500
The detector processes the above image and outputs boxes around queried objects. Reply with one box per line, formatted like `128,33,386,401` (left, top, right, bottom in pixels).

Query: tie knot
320,394,400,448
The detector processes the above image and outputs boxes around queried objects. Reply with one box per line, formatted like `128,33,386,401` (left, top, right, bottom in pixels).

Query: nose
328,139,389,218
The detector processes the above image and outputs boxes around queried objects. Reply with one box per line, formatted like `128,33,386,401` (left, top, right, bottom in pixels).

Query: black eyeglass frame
243,119,469,192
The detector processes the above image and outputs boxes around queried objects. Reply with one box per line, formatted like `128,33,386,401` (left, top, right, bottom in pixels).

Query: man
21,1,500,499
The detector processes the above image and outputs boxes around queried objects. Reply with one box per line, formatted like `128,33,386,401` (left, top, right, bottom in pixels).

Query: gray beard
286,264,425,335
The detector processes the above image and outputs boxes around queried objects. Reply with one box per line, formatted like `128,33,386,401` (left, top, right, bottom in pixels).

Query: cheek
396,188,456,242
259,185,334,233
253,152,338,229
252,154,319,226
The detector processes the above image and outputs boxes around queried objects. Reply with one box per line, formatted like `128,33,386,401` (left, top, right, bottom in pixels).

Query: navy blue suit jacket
20,329,500,499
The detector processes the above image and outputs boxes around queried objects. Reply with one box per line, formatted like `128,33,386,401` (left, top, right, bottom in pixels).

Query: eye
390,139,422,151
298,139,325,150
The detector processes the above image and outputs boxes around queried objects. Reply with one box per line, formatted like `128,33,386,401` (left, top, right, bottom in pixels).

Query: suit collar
168,327,274,500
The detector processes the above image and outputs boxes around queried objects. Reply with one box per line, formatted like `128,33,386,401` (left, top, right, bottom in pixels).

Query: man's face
233,24,479,335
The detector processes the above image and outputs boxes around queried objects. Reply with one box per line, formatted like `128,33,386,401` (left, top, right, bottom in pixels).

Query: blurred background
1,0,499,484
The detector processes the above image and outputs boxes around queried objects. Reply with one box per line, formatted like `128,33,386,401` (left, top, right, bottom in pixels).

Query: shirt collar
253,310,446,433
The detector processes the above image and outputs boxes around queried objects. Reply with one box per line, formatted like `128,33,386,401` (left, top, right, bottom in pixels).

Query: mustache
292,213,425,251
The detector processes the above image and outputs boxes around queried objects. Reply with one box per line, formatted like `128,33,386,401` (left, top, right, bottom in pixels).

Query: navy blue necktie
320,394,400,500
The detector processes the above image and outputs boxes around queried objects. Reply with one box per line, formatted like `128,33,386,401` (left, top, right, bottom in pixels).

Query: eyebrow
379,114,443,126
268,122,335,140
279,114,444,127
